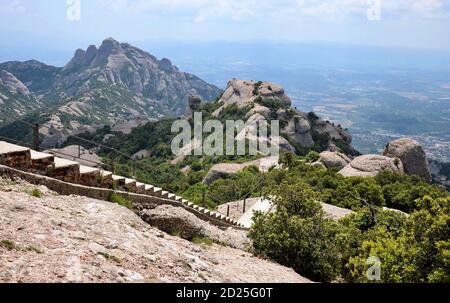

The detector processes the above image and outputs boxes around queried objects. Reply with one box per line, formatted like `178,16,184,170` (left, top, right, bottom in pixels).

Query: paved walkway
237,198,273,228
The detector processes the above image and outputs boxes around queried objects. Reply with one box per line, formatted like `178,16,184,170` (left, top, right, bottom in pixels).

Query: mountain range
0,38,221,147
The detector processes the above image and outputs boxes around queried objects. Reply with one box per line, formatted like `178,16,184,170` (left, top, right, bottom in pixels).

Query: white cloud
97,0,450,22
0,0,26,14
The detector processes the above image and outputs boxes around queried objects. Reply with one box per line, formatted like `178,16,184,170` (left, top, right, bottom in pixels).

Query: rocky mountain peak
211,79,356,155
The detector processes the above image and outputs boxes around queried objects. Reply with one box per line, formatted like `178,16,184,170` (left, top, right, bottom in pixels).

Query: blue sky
0,0,450,58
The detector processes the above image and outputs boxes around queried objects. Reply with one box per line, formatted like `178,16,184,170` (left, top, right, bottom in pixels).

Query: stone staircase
0,141,244,228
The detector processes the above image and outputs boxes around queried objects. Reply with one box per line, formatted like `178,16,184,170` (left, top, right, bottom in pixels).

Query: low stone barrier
0,164,246,230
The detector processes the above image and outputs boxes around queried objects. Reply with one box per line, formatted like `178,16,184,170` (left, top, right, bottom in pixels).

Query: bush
346,196,450,282
28,188,43,198
191,236,214,246
109,192,133,209
305,151,320,163
250,209,343,282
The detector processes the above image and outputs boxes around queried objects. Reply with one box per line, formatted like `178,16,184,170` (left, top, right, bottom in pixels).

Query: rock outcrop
210,79,356,155
0,70,31,98
319,151,352,170
203,157,279,185
141,204,248,249
382,138,432,183
185,95,202,117
0,177,310,283
0,38,222,146
214,80,291,112
339,154,404,177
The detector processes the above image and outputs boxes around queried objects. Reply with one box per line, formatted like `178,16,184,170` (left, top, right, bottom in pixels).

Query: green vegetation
191,236,214,246
98,252,121,263
305,151,320,163
1,240,16,250
28,187,43,198
248,156,449,283
25,245,43,254
1,240,43,254
170,228,182,237
109,192,133,209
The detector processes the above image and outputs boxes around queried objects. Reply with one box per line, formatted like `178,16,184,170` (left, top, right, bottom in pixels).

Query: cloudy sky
0,0,450,53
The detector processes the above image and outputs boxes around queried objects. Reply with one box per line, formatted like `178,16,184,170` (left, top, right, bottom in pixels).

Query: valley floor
0,177,310,283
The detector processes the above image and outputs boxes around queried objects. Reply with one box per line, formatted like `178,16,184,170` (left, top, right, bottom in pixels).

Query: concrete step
161,191,176,200
29,150,54,174
0,141,31,170
135,182,146,194
124,178,137,191
150,187,163,196
98,170,113,188
79,165,102,187
51,157,80,182
112,175,126,188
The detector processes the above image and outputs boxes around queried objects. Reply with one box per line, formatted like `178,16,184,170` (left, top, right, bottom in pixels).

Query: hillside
0,70,42,125
0,176,310,283
0,38,222,147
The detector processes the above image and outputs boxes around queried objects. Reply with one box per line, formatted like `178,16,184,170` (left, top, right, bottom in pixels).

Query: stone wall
0,164,246,230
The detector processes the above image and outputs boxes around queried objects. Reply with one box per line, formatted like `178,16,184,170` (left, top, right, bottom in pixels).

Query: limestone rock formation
0,177,310,283
382,138,432,183
220,79,290,107
203,163,254,185
319,151,352,170
185,95,202,117
339,154,404,177
203,157,279,185
210,79,356,155
141,204,248,249
0,38,222,146
0,70,31,98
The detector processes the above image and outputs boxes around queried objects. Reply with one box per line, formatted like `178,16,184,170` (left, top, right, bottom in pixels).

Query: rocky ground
0,176,310,283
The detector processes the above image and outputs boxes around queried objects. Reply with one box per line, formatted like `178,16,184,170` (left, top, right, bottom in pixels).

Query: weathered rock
203,163,253,185
382,138,432,183
185,95,202,117
339,154,404,177
246,104,271,119
141,204,249,249
213,79,291,116
141,205,204,240
319,151,352,170
0,70,31,97
203,157,279,185
0,177,310,283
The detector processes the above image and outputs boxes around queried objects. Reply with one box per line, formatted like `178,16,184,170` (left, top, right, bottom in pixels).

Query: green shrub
109,192,133,209
1,240,16,250
191,236,214,246
28,188,43,198
346,196,450,282
249,209,343,282
305,151,320,163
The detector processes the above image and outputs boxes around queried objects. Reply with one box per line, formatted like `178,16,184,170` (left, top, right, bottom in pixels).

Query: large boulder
213,79,291,116
185,95,202,117
203,163,255,185
141,205,204,240
382,138,432,183
319,151,352,170
339,154,404,177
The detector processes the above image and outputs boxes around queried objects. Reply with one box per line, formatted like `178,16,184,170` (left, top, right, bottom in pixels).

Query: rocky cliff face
0,70,41,124
0,177,310,283
337,138,433,182
0,38,222,146
383,138,432,183
55,38,221,114
211,79,356,155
